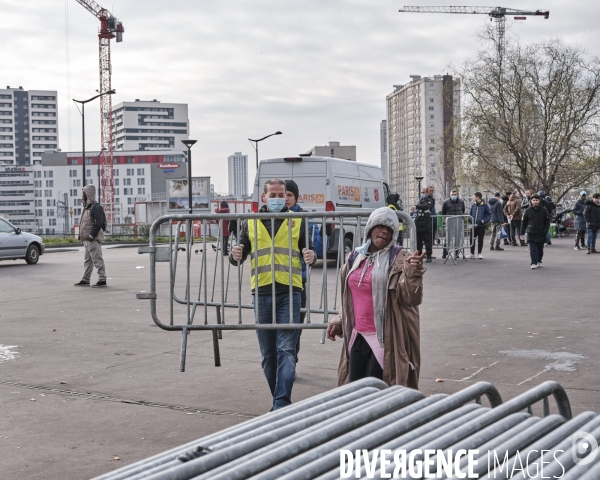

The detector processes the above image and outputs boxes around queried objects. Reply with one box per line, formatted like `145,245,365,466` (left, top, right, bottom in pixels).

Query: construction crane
398,6,549,53
75,0,124,215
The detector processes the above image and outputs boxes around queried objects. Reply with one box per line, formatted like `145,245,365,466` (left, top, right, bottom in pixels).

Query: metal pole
81,103,86,186
187,147,193,214
255,142,258,170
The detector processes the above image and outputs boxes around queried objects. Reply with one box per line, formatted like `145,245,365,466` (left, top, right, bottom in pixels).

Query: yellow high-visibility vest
247,218,303,290
388,204,403,231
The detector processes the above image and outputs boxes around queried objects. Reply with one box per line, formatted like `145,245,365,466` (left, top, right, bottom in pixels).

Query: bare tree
454,30,600,201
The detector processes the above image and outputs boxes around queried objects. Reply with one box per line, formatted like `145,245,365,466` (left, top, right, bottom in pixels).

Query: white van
251,156,391,257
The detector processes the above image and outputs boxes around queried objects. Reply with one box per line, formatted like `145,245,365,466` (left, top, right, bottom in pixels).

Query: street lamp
415,175,424,204
181,140,197,214
97,147,107,203
73,89,116,186
248,131,282,169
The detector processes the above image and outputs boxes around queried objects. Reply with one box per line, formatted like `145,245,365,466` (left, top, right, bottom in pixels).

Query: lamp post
73,89,115,186
415,175,424,204
181,140,197,214
96,147,107,203
248,131,282,169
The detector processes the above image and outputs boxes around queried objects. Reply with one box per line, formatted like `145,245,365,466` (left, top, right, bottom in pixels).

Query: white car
0,217,45,264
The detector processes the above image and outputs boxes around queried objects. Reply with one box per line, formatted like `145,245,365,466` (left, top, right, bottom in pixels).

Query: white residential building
304,141,356,161
386,75,460,206
111,99,189,151
0,86,59,166
228,152,248,197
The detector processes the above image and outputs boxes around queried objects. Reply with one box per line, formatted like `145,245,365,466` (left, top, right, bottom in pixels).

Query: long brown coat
504,196,523,221
330,249,425,389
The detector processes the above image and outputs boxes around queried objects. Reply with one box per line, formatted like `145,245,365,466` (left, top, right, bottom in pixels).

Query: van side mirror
15,228,22,234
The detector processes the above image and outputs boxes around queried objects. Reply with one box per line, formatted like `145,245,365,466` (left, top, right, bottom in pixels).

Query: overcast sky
2,0,599,193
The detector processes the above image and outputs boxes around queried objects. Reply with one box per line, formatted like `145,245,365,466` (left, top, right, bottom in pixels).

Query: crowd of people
410,186,600,268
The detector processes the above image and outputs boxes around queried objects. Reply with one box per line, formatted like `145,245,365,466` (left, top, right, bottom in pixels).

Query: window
73,179,81,187
429,147,435,151
137,178,145,185
113,169,119,176
126,168,133,176
127,198,132,205
430,139,435,144
428,107,434,111
85,158,92,165
128,207,134,215
86,169,91,177
137,188,145,194
34,180,41,187
136,168,144,175
49,219,57,226
114,188,120,195
35,200,42,207
44,190,52,197
46,199,56,206
115,197,120,204
38,219,43,227
429,115,434,119
429,98,434,103
46,180,53,187
35,190,41,197
124,178,131,186
114,178,119,186
34,171,42,178
429,83,434,87
47,209,55,217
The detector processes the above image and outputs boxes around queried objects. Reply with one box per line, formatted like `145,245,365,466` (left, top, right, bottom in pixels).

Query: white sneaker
466,254,475,259
478,254,483,259
531,264,538,269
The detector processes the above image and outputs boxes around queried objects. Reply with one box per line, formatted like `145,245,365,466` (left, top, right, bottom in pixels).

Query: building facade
111,99,189,151
228,152,248,197
380,120,388,181
386,75,460,206
0,86,59,166
303,141,356,161
0,149,187,234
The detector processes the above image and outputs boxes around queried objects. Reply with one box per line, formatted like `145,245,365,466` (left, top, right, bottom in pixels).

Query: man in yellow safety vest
230,178,316,411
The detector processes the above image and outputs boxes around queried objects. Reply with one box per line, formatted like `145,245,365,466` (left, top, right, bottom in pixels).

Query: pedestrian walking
573,191,588,250
74,184,107,288
387,193,404,246
522,190,532,210
414,188,435,262
488,193,505,251
215,201,231,256
230,178,316,411
326,207,426,388
504,192,525,246
543,194,556,245
284,179,326,362
466,192,491,259
584,193,600,254
501,192,512,245
520,194,550,269
441,188,465,259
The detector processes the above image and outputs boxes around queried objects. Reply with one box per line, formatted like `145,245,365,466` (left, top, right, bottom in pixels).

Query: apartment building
386,75,460,206
303,141,357,161
0,86,59,166
111,99,189,151
380,120,388,181
228,152,248,197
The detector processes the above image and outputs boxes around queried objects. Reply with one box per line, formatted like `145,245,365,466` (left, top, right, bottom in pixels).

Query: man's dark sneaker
92,280,107,288
490,246,494,251
425,256,432,263
495,246,504,251
74,280,90,287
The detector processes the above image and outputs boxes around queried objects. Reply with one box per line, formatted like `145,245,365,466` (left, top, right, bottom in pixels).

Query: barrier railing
414,214,475,264
137,210,416,371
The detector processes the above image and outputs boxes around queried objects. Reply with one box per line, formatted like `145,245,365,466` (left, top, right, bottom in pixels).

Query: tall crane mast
399,6,549,53
75,0,124,216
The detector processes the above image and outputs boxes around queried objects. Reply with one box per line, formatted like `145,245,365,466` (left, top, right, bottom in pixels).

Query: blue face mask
420,194,426,199
451,195,458,201
267,198,286,212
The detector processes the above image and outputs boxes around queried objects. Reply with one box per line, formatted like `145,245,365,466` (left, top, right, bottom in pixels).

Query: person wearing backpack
74,184,107,287
326,207,426,388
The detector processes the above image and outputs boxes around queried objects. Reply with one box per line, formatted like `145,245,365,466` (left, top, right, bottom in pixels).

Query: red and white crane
398,6,549,53
75,0,124,213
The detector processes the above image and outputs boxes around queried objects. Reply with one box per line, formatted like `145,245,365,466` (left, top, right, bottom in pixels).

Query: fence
93,378,595,480
137,210,416,372
414,214,474,264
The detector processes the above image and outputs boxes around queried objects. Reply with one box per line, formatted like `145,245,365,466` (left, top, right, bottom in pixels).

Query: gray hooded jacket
79,184,105,242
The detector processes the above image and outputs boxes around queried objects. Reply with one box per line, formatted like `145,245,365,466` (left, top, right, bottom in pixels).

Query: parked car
0,218,45,264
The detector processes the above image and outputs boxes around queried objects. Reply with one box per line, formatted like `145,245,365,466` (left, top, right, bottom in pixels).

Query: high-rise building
386,75,460,206
111,99,189,151
0,86,59,166
228,152,248,197
303,141,356,161
380,120,388,181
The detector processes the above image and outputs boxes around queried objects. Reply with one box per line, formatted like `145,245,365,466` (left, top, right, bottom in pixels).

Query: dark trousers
416,228,432,256
471,226,486,254
505,222,512,244
529,241,545,265
576,230,586,247
349,334,383,382
221,235,230,255
510,220,522,244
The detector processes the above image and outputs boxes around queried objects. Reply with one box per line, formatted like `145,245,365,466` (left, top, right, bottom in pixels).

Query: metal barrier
93,379,590,480
414,215,475,264
137,210,416,372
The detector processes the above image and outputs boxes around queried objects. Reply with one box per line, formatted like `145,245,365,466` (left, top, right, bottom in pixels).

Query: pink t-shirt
347,260,376,333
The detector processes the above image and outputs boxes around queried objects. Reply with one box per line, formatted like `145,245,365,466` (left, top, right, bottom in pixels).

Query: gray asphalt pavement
1,236,599,479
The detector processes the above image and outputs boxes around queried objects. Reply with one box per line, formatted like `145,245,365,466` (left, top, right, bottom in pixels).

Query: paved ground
1,236,599,479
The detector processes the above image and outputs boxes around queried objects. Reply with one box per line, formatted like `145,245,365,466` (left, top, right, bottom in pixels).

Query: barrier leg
180,327,188,373
212,330,221,367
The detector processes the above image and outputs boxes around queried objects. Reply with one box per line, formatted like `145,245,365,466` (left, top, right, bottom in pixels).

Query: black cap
285,180,299,201
220,200,229,208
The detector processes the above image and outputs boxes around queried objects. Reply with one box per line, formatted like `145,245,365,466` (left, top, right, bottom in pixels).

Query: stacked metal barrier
94,378,600,479
136,211,415,372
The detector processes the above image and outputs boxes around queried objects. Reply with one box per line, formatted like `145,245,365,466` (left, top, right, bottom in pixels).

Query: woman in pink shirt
327,207,426,387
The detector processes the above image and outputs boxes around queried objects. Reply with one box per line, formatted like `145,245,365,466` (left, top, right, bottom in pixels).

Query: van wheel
25,244,39,265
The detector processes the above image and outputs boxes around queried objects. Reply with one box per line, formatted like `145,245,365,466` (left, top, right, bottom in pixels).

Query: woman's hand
408,250,426,267
326,322,342,341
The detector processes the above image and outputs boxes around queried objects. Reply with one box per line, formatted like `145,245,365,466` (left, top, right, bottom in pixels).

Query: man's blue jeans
588,229,599,249
254,291,301,410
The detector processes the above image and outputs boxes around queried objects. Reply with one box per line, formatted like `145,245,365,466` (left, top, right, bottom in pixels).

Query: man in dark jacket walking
584,193,600,254
488,193,505,251
441,189,465,259
467,192,491,259
520,194,550,269
414,190,435,262
573,191,588,250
